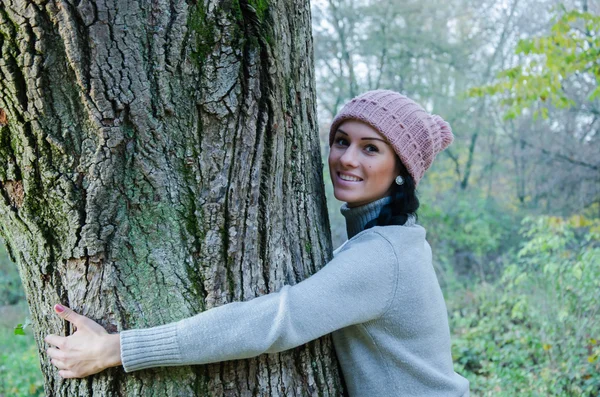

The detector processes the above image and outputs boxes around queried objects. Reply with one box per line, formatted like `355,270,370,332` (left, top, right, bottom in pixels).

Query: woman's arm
46,230,398,377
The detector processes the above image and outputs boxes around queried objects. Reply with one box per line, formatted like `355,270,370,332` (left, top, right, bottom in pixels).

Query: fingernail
55,304,65,313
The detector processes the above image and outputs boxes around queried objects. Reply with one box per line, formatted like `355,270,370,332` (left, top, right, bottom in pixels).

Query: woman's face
328,120,401,208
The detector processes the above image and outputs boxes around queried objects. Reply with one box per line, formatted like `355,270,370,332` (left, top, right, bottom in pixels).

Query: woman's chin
333,190,360,204
332,188,345,201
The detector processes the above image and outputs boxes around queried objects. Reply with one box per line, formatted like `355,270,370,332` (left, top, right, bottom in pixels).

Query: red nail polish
55,304,65,313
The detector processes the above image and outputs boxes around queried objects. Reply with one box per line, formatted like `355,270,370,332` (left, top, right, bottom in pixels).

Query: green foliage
420,191,520,282
424,197,510,256
450,216,600,396
0,243,43,395
469,7,600,119
0,327,44,397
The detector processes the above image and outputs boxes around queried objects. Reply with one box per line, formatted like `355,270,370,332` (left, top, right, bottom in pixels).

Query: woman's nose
339,146,359,167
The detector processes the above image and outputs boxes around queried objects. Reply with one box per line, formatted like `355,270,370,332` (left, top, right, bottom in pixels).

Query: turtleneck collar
340,196,417,239
338,196,405,240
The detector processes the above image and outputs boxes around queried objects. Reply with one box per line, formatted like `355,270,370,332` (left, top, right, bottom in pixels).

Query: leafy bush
420,191,520,284
450,216,600,396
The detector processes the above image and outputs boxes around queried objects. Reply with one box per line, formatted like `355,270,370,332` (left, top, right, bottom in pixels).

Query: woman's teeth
339,173,362,182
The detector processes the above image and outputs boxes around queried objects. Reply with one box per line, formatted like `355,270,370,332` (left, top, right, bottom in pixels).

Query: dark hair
364,165,419,229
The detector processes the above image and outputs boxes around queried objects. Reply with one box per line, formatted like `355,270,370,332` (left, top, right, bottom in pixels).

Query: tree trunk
0,0,344,395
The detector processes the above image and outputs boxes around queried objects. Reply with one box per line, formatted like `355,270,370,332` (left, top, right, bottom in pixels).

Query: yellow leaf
548,216,563,226
568,214,591,227
543,343,552,351
588,354,598,363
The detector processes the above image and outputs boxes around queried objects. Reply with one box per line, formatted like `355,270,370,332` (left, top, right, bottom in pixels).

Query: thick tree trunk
0,0,344,395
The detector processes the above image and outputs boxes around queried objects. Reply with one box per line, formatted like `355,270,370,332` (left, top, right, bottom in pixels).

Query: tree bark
0,0,344,395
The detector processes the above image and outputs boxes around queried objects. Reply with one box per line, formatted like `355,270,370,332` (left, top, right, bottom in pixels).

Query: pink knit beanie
329,90,454,186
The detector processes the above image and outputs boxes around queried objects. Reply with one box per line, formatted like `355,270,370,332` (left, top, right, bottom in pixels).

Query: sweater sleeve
120,231,398,372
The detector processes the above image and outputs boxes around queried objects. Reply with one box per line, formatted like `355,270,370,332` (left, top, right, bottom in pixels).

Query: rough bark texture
0,0,344,395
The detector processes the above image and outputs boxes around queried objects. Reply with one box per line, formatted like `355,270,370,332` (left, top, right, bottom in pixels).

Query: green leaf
14,324,25,336
13,318,32,336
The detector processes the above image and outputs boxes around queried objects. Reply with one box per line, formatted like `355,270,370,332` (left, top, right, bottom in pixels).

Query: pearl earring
395,175,404,185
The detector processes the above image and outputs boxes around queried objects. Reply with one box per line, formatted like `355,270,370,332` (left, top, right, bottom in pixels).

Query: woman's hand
45,304,122,378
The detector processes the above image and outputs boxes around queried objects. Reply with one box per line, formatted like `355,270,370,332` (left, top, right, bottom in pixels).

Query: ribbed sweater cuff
120,322,181,372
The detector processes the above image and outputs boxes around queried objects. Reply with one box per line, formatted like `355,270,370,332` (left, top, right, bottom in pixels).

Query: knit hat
329,90,454,186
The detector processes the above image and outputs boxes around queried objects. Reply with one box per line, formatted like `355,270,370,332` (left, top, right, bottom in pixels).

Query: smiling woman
329,120,401,208
45,90,469,396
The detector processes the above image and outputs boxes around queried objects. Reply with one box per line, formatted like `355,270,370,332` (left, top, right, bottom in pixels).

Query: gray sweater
120,197,469,396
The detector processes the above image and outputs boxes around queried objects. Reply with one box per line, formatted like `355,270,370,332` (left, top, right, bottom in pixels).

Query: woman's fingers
47,347,83,376
51,304,109,335
45,334,67,349
58,370,78,379
50,359,68,370
46,347,64,360
53,304,86,328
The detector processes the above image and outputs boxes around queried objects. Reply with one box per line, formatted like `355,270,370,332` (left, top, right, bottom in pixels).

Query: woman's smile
337,172,363,183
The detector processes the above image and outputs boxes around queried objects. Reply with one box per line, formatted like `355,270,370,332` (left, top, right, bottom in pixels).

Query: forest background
1,0,598,396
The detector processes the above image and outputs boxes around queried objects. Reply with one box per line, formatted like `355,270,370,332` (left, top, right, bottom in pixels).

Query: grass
0,302,44,397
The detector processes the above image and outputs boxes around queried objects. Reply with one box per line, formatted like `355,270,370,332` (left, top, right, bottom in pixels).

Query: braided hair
364,163,419,229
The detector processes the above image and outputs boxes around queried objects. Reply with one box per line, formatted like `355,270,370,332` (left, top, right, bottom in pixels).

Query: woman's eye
335,138,348,146
365,144,379,153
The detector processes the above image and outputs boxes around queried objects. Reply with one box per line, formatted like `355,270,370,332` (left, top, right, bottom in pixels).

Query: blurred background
0,240,44,395
315,0,599,395
2,0,599,395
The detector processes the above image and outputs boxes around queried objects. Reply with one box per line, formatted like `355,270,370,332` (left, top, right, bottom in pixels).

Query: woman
45,90,470,396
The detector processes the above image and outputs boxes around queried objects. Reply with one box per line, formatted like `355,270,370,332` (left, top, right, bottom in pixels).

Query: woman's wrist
102,333,122,369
